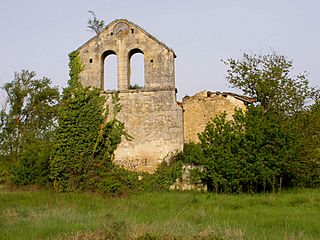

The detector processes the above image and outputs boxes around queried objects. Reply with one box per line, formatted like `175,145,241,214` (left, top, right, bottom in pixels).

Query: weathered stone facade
183,91,254,143
76,19,183,172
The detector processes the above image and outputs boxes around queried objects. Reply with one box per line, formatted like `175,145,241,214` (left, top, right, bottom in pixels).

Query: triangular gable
76,19,176,57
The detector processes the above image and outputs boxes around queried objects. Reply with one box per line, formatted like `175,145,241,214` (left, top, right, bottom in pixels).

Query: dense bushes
186,52,320,193
185,105,320,193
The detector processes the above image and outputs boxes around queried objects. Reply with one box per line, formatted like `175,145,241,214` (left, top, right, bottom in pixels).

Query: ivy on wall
49,51,125,192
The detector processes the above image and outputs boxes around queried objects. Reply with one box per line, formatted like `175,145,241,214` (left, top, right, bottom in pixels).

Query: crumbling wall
183,91,250,143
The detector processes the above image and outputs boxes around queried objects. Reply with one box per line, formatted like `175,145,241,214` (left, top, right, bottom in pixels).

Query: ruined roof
219,92,255,104
76,19,176,57
183,91,255,104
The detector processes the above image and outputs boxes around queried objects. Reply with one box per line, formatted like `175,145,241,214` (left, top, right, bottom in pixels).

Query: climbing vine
50,51,125,192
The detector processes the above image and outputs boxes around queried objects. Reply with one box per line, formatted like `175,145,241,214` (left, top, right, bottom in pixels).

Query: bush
9,140,51,186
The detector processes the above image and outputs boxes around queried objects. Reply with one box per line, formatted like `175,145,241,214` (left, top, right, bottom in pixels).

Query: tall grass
0,187,319,239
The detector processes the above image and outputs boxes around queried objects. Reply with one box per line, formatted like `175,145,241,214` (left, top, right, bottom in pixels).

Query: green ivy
50,51,125,192
68,51,84,89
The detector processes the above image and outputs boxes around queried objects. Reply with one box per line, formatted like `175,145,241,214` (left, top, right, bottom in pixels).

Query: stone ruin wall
183,91,249,143
76,19,183,172
104,90,183,172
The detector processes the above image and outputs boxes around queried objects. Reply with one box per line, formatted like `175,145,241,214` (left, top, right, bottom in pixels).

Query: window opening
129,49,144,89
102,51,117,91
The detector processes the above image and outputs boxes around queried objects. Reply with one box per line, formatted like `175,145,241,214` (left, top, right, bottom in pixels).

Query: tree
197,106,306,193
223,52,320,189
87,11,105,34
198,112,245,192
223,52,318,114
0,70,59,185
289,101,320,187
194,52,320,193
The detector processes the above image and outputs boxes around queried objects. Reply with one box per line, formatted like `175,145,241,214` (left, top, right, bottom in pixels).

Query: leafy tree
223,51,320,187
197,107,302,193
198,112,244,192
0,70,59,185
290,101,320,187
194,52,320,192
87,11,105,34
223,52,318,114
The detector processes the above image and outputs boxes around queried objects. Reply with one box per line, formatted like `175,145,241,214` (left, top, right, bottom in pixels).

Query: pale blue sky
0,0,319,101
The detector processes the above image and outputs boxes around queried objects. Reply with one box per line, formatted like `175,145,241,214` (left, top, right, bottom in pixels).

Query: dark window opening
150,59,153,63
110,32,113,35
131,29,134,33
89,59,93,63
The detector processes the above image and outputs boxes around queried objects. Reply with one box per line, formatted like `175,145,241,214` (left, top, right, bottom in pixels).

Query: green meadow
0,187,319,240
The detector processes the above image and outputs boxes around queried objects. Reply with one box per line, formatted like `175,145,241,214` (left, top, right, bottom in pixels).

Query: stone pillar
118,41,129,91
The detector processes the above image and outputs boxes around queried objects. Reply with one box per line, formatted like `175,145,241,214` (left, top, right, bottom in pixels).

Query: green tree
290,101,320,187
87,11,105,34
198,107,302,193
0,70,59,185
198,112,245,192
195,52,320,192
224,52,320,187
223,52,318,114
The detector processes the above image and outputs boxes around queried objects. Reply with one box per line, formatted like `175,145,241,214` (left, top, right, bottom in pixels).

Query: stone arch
101,50,117,91
128,48,144,89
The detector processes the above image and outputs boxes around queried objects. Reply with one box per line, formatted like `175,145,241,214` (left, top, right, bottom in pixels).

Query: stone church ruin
76,19,183,172
75,19,251,172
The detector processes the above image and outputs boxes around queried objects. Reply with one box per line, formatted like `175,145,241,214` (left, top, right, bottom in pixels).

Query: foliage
0,70,59,185
198,108,305,193
290,101,320,187
223,52,318,114
9,139,52,185
192,52,320,193
144,154,183,191
129,84,143,90
178,142,205,165
87,11,105,34
198,112,244,192
50,51,125,192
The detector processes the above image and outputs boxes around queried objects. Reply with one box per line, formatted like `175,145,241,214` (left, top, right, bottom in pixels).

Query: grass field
0,187,319,240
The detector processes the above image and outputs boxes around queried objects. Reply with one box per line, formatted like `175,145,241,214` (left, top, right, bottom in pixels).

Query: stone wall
183,91,253,143
105,90,183,172
76,19,183,172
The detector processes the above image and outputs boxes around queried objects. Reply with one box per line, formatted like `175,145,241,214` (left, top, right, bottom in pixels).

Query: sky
0,0,320,102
